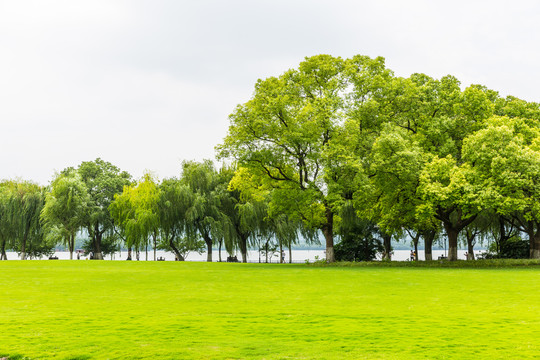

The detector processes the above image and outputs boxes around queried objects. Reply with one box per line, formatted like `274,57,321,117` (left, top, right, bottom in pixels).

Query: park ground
0,261,539,359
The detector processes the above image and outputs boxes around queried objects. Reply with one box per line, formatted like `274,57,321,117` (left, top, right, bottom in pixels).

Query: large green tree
218,55,390,262
78,158,131,260
462,116,540,258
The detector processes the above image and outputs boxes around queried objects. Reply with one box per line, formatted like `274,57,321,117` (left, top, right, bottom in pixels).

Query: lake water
4,249,477,262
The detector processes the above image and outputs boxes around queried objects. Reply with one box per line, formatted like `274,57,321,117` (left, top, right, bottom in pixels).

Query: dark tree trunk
467,240,475,260
168,236,183,262
409,231,420,261
203,234,213,262
422,230,436,261
437,208,476,261
382,233,392,260
69,233,75,260
93,228,104,260
127,247,132,260
239,233,248,263
279,241,283,264
218,239,222,262
444,224,459,261
321,206,335,263
1,238,7,260
289,245,292,264
528,224,540,259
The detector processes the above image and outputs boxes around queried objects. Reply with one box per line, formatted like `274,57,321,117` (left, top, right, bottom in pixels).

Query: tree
9,181,46,260
462,116,540,258
180,160,224,262
41,172,88,259
334,204,383,262
0,181,16,260
218,55,387,262
157,177,205,261
110,173,160,261
78,158,131,260
391,76,495,261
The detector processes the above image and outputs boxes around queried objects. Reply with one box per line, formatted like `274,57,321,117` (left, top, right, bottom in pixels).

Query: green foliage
486,237,530,259
109,172,160,253
81,235,120,258
77,158,131,259
180,160,225,261
41,172,88,258
335,204,383,261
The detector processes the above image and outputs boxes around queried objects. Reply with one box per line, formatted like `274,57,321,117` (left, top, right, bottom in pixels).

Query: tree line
217,54,540,262
0,159,317,262
3,54,540,262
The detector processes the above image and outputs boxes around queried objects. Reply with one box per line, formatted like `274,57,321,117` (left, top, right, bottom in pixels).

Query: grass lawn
0,261,538,359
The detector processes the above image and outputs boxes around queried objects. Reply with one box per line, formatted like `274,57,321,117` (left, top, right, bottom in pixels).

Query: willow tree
41,172,88,259
110,173,161,261
158,178,204,261
0,181,17,259
180,160,224,262
9,181,45,260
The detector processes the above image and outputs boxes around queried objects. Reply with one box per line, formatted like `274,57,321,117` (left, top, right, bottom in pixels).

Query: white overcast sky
1,0,540,185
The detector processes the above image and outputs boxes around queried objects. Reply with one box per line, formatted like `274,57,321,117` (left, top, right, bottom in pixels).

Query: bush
334,236,383,262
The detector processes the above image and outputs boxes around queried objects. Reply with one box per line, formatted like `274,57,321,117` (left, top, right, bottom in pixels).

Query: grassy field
0,261,538,359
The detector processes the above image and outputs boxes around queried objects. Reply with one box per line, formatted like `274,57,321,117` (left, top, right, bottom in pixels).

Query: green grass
0,261,539,359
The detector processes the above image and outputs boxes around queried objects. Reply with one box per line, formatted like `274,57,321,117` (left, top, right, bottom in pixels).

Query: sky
1,0,540,185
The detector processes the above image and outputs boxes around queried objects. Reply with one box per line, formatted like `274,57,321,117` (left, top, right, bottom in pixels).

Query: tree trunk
437,208,476,261
322,206,335,262
382,233,392,261
203,234,213,262
145,243,148,261
443,223,459,261
69,233,75,260
467,240,475,260
289,245,292,264
1,238,7,260
239,233,248,263
93,230,104,260
127,247,132,260
168,236,183,262
279,240,283,264
422,230,435,261
218,239,222,262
